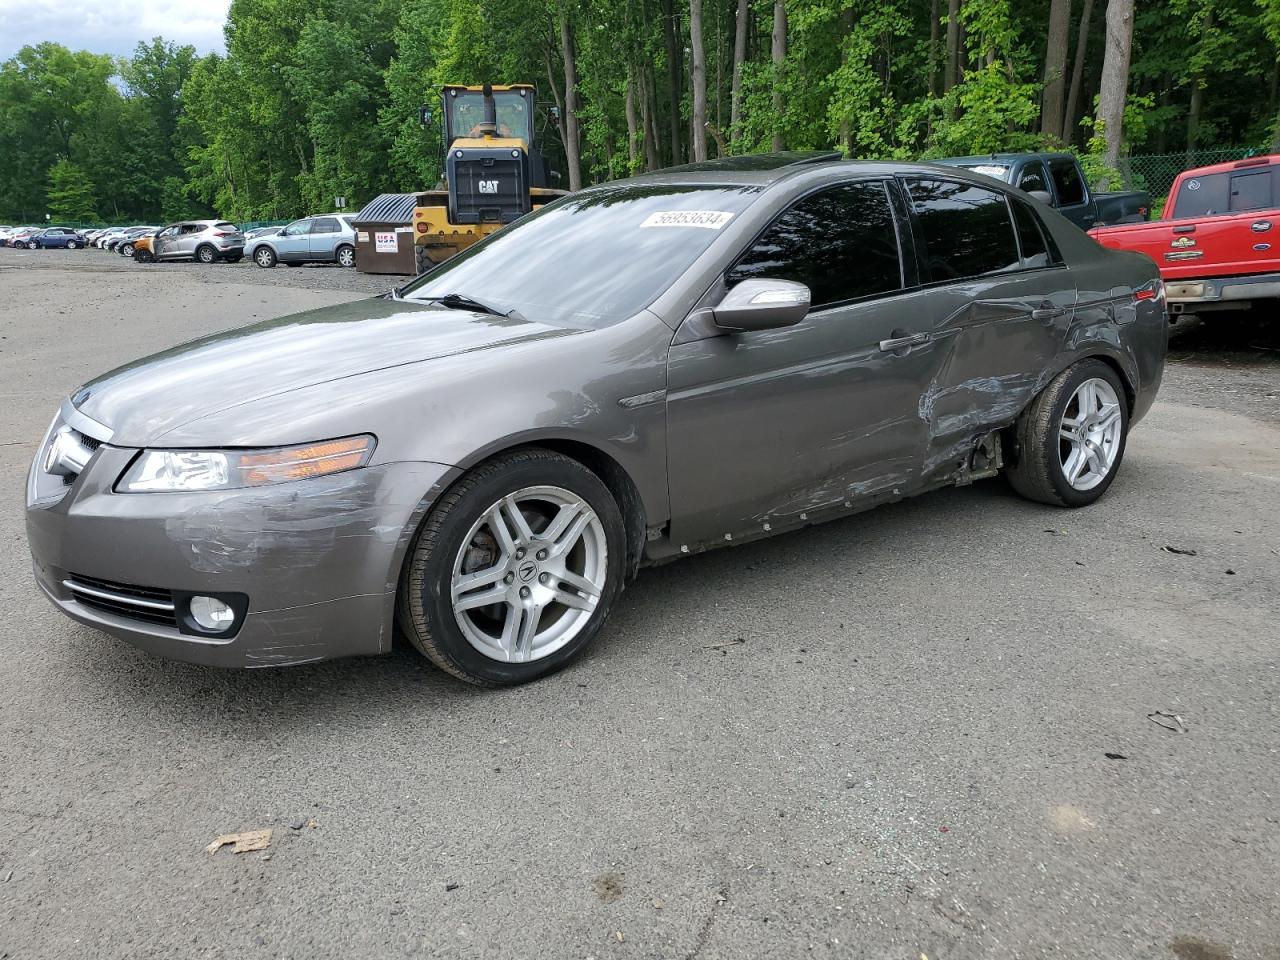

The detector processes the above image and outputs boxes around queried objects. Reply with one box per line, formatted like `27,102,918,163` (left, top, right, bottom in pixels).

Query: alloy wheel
450,485,607,664
1058,377,1123,491
337,246,354,267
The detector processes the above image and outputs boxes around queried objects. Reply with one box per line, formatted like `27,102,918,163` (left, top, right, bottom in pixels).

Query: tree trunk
730,0,749,143
1062,0,1094,143
625,65,640,168
770,0,786,151
928,0,940,98
559,12,583,191
1186,8,1212,157
689,0,708,161
1094,0,1134,186
662,0,683,166
837,6,856,154
1041,0,1072,141
944,0,961,92
644,63,663,168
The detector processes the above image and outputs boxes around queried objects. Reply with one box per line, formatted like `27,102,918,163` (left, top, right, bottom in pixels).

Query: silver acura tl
26,157,1167,685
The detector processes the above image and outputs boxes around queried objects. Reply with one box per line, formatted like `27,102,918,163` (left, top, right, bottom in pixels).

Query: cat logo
478,180,500,194
1170,235,1196,249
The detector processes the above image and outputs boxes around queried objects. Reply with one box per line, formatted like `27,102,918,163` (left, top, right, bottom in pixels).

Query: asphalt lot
2,247,1279,960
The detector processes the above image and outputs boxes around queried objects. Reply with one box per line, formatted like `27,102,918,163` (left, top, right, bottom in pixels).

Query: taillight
1134,280,1163,302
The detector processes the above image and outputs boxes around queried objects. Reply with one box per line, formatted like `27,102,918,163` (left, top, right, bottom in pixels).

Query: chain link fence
1118,147,1268,207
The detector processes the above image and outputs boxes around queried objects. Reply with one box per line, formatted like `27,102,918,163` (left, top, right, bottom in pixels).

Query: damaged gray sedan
26,157,1167,685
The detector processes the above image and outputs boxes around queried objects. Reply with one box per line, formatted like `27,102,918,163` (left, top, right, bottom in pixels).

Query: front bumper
27,442,458,667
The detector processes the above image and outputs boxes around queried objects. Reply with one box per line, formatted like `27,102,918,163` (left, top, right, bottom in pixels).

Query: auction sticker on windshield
639,210,734,229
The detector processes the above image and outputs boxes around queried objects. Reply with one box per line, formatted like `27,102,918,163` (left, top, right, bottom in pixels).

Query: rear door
899,176,1076,475
175,223,202,257
665,178,950,546
307,217,341,260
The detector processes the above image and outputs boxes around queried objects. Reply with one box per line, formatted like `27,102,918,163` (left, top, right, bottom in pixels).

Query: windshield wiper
420,292,515,318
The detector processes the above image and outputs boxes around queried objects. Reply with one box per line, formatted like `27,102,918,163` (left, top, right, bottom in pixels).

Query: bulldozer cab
443,85,534,146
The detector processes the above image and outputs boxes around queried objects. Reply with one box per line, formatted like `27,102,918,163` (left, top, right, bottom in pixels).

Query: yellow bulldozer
412,83,567,272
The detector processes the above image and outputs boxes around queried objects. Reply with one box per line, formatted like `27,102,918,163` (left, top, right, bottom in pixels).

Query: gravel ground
2,248,1278,960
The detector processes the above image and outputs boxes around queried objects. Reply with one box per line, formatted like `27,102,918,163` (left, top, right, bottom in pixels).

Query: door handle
1030,305,1066,322
878,332,930,352
1252,220,1272,233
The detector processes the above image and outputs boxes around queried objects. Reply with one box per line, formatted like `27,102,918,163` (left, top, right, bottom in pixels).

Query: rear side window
1017,163,1049,193
1048,159,1086,206
906,179,1021,281
727,180,902,308
311,217,340,233
1229,170,1272,212
215,222,238,231
1010,199,1060,268
1172,172,1229,218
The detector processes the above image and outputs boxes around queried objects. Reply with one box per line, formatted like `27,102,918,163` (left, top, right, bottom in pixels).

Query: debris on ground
703,637,745,650
445,882,461,892
1148,711,1188,733
205,829,273,855
1161,545,1198,556
1103,752,1128,760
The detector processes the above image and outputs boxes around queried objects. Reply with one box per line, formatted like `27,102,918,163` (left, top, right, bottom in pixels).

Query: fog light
190,595,235,631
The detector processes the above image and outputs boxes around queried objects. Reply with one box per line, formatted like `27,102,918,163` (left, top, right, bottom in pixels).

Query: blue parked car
245,214,357,268
30,228,85,249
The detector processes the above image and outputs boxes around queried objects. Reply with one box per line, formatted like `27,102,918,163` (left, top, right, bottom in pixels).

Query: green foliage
2,0,1278,221
46,160,97,220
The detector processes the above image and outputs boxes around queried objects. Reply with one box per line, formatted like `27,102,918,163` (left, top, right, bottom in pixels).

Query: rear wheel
254,246,277,268
1007,359,1128,507
336,243,355,267
398,449,626,686
195,244,217,264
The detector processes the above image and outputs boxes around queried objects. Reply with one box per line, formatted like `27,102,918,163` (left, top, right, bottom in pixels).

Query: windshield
402,183,763,327
448,90,534,142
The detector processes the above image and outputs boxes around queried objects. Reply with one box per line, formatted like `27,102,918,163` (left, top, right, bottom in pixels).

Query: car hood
74,297,580,446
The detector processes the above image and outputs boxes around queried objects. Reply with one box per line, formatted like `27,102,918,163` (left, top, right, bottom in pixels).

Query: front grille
448,150,529,224
65,574,177,628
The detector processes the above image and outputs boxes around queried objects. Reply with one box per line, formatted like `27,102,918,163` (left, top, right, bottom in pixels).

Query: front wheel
398,449,626,686
120,243,134,257
336,244,355,268
1007,359,1128,507
253,246,277,268
195,244,217,264
67,240,79,249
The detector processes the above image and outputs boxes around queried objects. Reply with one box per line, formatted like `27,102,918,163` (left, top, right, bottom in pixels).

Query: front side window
284,220,310,236
1048,159,1086,206
1229,170,1272,212
404,184,764,327
906,179,1021,281
727,180,903,308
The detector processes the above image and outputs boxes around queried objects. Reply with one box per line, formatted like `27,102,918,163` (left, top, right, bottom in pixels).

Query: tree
1094,0,1134,184
46,160,97,220
1041,0,1072,141
689,0,708,161
770,0,786,151
1062,0,1095,143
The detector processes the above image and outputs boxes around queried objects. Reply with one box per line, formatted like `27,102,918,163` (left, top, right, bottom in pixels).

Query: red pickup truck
1089,154,1279,318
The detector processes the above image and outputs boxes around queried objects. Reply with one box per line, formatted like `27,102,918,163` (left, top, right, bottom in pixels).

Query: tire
1007,358,1129,508
195,244,217,264
336,243,355,268
398,448,627,686
120,243,134,257
254,246,277,268
133,249,154,263
67,240,79,250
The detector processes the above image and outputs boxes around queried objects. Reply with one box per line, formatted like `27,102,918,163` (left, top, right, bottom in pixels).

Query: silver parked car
245,214,356,268
148,220,245,263
26,157,1167,685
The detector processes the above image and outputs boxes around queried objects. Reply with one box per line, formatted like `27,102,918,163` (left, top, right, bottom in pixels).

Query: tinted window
404,184,764,327
1229,170,1272,212
311,217,340,233
1017,163,1049,193
215,222,238,231
1010,199,1058,268
284,220,310,236
1173,172,1230,218
906,179,1021,281
1048,159,1086,206
727,181,902,308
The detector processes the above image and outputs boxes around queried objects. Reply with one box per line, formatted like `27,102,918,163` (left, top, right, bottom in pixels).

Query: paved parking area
2,249,1278,959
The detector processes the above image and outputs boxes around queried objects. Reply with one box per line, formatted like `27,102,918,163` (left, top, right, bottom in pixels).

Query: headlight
118,435,375,493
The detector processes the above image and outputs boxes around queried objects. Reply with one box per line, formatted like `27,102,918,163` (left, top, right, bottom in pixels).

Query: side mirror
1026,189,1053,205
713,279,811,332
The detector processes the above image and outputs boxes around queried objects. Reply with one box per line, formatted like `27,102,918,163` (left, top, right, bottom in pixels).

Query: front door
897,176,1075,475
665,179,949,549
152,225,181,259
1048,156,1094,229
275,219,312,262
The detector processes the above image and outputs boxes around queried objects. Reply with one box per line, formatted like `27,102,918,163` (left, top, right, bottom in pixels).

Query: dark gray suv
27,157,1167,685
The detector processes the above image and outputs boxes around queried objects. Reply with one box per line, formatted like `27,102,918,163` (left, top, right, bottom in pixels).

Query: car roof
1173,153,1278,178
608,157,1013,190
